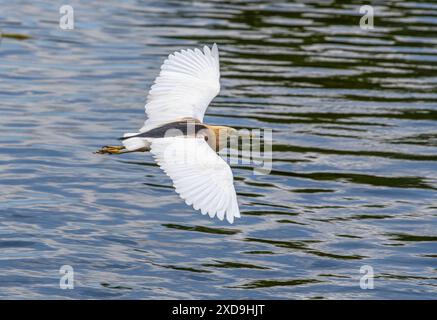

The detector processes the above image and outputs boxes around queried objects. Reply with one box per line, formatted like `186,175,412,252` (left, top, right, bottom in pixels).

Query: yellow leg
95,145,126,154
95,145,149,155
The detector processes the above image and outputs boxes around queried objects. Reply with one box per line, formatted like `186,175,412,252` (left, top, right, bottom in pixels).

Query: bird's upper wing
150,137,240,224
140,44,221,132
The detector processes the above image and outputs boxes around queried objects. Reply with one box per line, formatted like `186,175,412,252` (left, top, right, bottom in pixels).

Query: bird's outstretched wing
140,44,221,132
150,137,240,224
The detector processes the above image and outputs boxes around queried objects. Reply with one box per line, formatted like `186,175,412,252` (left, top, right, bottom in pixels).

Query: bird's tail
121,132,151,151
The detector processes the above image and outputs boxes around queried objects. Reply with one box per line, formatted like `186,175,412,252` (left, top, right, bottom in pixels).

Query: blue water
0,0,436,299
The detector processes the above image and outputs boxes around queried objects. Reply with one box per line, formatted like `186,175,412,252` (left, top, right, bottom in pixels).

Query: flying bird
97,44,241,223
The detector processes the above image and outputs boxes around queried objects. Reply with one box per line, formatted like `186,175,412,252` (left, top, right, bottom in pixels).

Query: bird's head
203,125,256,151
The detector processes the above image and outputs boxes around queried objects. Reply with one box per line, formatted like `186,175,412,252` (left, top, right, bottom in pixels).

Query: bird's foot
95,145,126,155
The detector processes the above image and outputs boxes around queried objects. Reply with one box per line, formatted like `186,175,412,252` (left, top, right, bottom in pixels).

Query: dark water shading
388,234,437,242
232,278,323,289
158,264,213,274
1,33,32,40
101,282,133,290
202,260,270,270
0,0,437,299
163,223,240,235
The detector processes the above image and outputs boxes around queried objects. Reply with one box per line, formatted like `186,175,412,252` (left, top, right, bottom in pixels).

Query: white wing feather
150,137,240,224
140,44,220,132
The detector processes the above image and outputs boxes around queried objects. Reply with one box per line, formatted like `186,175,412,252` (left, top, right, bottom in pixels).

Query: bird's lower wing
150,137,240,224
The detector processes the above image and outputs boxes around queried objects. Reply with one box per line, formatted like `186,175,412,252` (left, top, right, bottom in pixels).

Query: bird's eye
204,136,208,141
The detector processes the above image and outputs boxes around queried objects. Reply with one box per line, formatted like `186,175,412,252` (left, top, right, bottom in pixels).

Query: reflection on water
0,0,436,299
